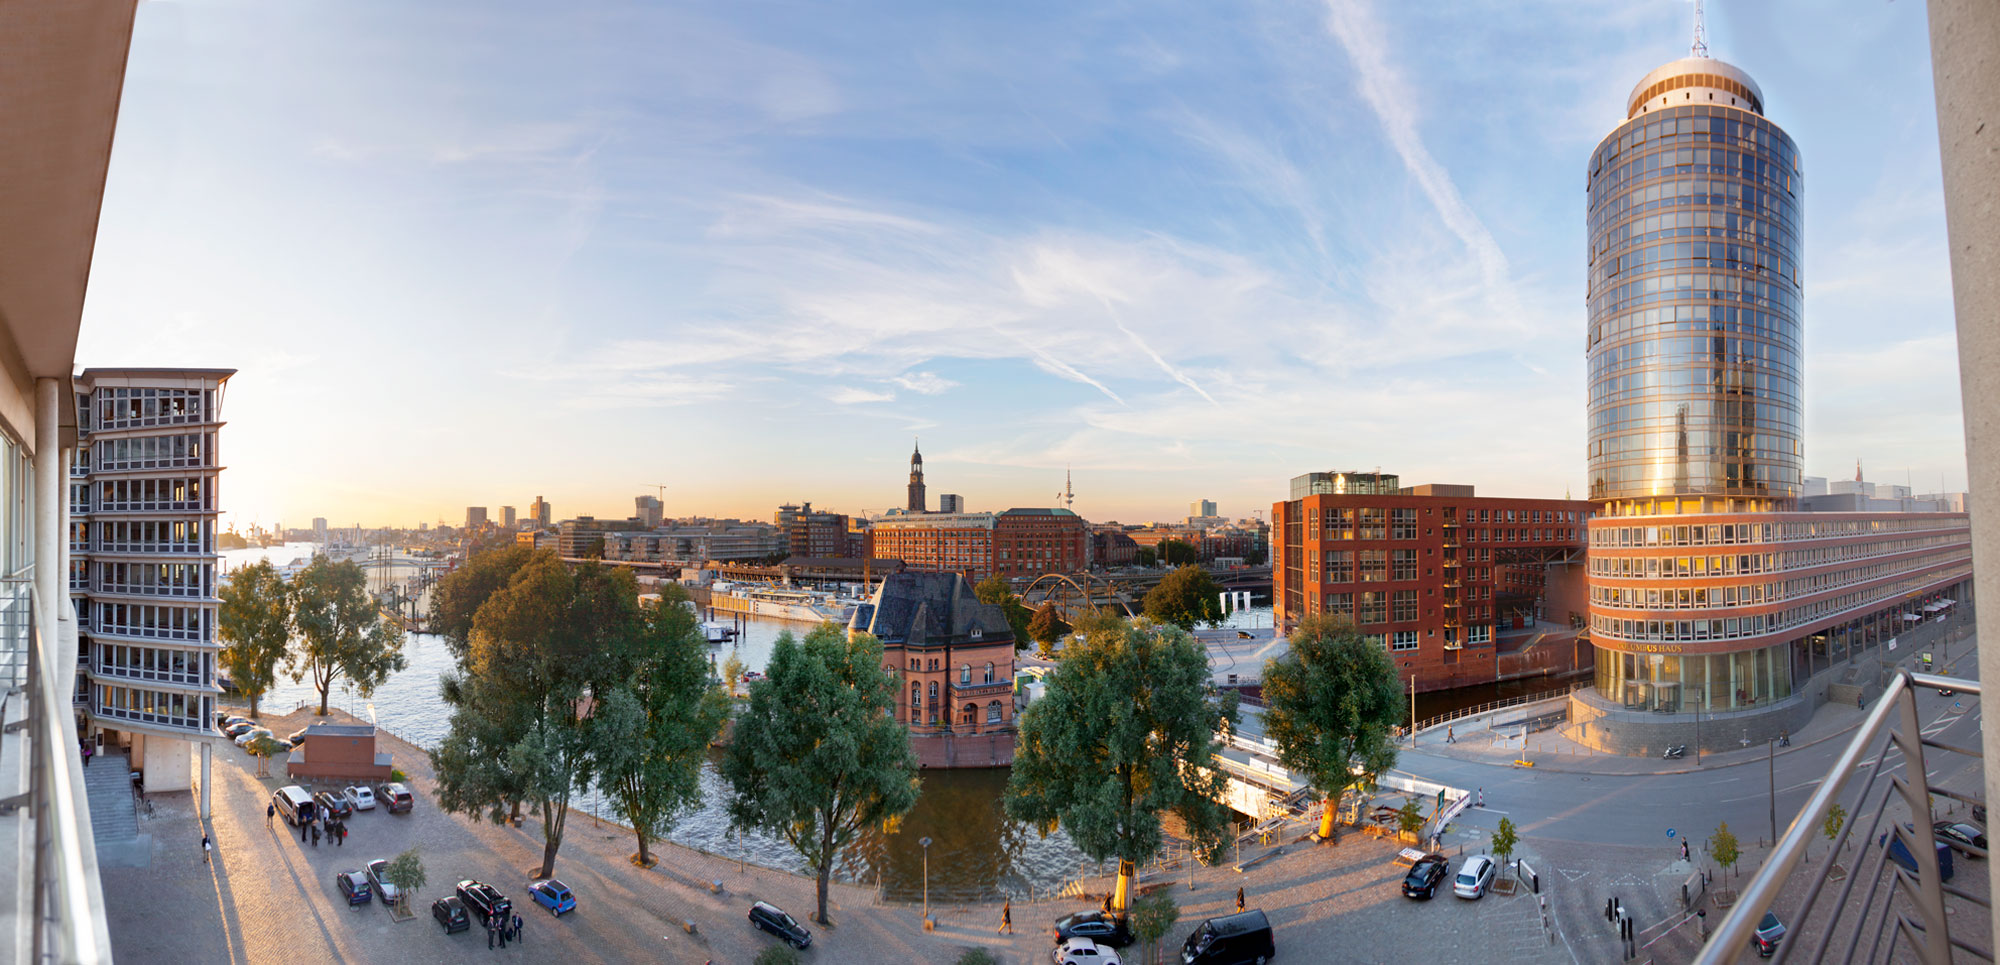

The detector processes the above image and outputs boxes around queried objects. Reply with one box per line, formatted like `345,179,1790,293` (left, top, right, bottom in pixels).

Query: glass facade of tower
1585,86,1804,507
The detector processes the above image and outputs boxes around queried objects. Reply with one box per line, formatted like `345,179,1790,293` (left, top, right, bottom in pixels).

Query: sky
76,0,1967,530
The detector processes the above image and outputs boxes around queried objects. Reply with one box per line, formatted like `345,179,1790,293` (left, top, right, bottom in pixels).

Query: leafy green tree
1260,615,1402,842
1157,539,1198,566
218,560,291,719
1006,616,1238,912
722,625,920,925
1141,565,1224,631
1493,816,1519,865
1130,889,1181,965
431,553,640,877
1824,802,1847,850
1027,603,1070,655
1711,821,1740,877
753,947,801,965
1397,797,1424,836
974,574,1033,652
594,599,731,867
287,557,407,716
1133,547,1158,568
384,847,427,913
245,734,288,779
428,545,535,659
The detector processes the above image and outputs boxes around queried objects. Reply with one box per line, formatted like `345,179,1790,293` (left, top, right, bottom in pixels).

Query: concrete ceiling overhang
0,1,139,383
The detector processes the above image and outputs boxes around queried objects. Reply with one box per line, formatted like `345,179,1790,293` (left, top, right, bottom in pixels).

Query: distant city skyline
74,0,1967,529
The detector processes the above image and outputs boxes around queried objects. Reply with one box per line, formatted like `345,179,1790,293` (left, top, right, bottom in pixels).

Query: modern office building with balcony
70,368,235,795
1575,45,1972,752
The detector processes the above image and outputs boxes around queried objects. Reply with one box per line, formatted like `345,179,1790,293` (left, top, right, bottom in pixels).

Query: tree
1027,603,1071,656
1006,616,1238,912
218,560,291,719
1129,888,1181,965
594,599,731,868
428,545,536,660
1157,539,1198,566
245,734,288,779
1259,615,1403,842
1823,802,1847,850
431,553,640,877
1396,797,1424,837
1493,816,1519,865
287,557,407,716
974,574,1033,652
1133,547,1158,568
722,625,920,925
1142,565,1223,631
721,652,745,698
384,847,427,914
1711,821,1741,877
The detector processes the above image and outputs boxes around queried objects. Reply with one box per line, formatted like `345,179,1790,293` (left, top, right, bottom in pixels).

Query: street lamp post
920,836,932,924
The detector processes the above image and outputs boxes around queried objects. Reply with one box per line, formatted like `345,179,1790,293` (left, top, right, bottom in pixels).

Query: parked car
456,880,511,922
1934,821,1988,854
377,782,415,814
1053,936,1121,965
218,714,249,731
272,785,317,826
315,791,353,820
364,859,400,906
287,727,311,745
1753,911,1786,957
431,896,471,934
335,870,373,906
1054,910,1133,946
344,785,376,811
748,900,811,949
224,721,257,738
1882,831,1956,881
1454,854,1497,899
528,879,576,916
1180,910,1275,965
234,728,272,747
1402,853,1450,899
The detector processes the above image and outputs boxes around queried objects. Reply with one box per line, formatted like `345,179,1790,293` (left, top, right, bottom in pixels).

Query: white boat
700,621,737,645
709,584,857,625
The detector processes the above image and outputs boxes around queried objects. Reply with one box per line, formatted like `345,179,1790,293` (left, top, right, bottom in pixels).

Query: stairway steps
81,751,139,842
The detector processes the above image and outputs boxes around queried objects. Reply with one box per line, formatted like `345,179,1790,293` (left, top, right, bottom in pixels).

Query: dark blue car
528,879,575,916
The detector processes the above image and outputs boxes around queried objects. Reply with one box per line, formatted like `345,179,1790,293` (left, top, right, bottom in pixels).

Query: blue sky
77,0,1965,529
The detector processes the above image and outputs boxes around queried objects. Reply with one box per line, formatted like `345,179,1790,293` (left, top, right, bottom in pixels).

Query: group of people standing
486,910,525,949
267,801,350,848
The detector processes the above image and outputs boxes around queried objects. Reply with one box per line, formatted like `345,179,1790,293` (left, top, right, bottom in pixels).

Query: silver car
365,859,401,906
1453,854,1497,898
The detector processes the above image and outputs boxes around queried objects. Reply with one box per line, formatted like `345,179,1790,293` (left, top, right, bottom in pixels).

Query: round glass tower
1585,56,1803,513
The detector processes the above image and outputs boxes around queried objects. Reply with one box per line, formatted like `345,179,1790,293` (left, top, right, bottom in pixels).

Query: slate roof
849,571,1013,646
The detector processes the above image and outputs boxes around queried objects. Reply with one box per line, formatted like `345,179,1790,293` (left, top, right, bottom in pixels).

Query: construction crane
643,483,668,503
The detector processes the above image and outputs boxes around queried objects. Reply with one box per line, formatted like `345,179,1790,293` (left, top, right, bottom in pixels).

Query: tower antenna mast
1692,0,1709,58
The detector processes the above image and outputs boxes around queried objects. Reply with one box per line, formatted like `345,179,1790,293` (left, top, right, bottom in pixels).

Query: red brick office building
1273,471,1593,692
870,508,1088,581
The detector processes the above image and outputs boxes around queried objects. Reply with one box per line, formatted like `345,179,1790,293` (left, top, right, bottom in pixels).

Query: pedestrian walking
999,898,1012,934
1446,726,1455,744
1681,840,1690,862
1477,788,1484,808
498,916,508,948
202,834,211,864
513,912,523,944
82,742,93,767
301,820,310,842
266,803,275,824
1235,886,1245,913
486,913,496,949
310,823,321,848
334,822,344,848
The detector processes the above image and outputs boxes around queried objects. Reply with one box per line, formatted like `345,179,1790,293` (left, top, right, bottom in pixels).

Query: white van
273,785,316,826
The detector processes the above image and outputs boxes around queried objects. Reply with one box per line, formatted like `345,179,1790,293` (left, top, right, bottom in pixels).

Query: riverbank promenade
96,703,1571,963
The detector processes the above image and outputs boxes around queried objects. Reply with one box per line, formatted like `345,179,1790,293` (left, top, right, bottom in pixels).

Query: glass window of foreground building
1594,643,1792,712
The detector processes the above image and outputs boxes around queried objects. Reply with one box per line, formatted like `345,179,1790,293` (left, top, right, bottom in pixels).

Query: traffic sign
1666,828,1677,839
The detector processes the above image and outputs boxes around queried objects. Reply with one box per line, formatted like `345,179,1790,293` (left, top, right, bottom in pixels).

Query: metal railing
1411,680,1587,734
0,576,30,689
1698,669,1984,965
6,580,114,963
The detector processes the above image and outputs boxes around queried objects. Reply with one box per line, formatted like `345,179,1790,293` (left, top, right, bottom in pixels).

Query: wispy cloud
892,371,958,394
828,386,897,405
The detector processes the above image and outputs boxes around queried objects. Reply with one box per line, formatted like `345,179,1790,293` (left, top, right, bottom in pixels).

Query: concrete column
31,378,64,667
200,742,211,821
1927,0,2000,947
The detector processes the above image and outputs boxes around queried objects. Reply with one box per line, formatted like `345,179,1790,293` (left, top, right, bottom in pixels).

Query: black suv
456,880,511,922
749,901,811,949
1402,853,1450,899
1054,910,1134,946
432,896,471,934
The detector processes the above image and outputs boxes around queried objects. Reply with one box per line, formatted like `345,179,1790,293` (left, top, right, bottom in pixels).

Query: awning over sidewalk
1902,614,1923,622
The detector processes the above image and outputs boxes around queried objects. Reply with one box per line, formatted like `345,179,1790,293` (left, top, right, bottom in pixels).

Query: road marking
1776,779,1823,794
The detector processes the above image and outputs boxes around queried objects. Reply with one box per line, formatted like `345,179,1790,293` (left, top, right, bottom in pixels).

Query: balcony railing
1699,669,1983,965
3,578,114,962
